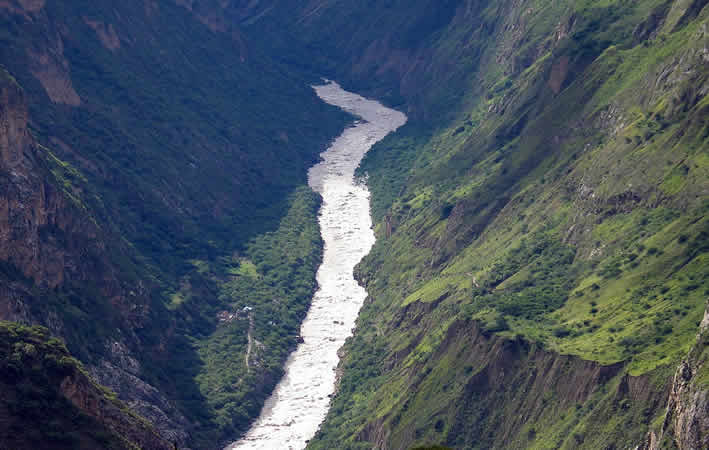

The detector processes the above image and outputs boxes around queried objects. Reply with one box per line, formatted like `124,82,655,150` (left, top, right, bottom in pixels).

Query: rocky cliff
641,301,709,450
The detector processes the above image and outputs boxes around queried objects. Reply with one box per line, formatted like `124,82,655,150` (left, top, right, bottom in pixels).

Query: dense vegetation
172,187,324,444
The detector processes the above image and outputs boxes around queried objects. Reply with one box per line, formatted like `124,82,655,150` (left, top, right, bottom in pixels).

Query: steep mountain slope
0,320,172,450
0,1,348,447
231,0,709,448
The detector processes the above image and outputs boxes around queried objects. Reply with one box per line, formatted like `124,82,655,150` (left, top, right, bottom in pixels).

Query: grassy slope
302,0,709,448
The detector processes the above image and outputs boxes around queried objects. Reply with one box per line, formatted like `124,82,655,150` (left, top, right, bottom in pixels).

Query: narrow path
245,313,254,372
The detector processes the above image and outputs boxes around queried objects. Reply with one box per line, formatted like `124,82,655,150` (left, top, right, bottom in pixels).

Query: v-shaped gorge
227,82,406,450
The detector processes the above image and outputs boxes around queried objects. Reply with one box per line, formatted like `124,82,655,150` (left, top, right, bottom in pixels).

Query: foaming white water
226,81,406,450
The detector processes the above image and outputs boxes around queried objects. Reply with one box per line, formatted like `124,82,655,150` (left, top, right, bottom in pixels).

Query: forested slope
0,1,348,447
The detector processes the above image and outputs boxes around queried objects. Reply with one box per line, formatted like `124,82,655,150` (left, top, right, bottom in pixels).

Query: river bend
226,81,406,449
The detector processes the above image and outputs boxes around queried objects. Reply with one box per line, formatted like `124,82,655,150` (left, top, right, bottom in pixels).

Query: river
226,81,406,450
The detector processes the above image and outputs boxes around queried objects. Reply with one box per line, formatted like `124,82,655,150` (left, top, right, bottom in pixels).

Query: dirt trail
245,313,254,371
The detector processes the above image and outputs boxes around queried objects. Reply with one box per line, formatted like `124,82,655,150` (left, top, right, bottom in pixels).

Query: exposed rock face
0,282,32,324
18,0,44,12
640,301,709,450
172,0,250,60
1,3,81,106
27,40,81,106
548,55,570,95
0,0,44,18
0,73,28,168
90,344,191,445
83,18,121,51
664,363,709,449
59,372,174,450
0,69,71,288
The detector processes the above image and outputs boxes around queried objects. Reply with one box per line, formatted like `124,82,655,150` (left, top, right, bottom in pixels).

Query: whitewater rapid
226,81,406,450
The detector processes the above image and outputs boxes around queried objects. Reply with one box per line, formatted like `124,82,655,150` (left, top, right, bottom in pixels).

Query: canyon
1,1,708,449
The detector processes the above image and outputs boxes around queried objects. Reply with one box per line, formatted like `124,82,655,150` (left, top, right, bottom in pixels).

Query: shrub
553,327,571,338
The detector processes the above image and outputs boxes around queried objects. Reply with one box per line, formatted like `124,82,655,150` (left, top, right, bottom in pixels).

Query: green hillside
233,0,709,448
